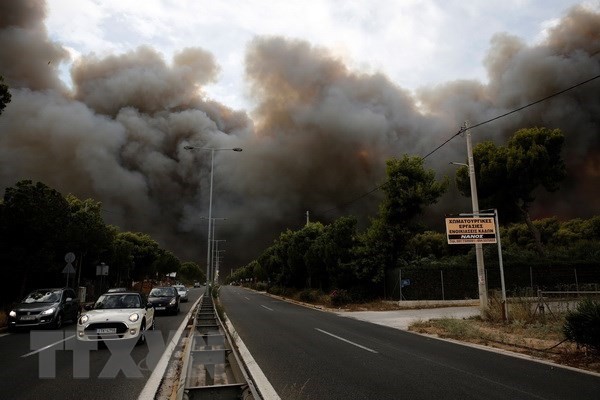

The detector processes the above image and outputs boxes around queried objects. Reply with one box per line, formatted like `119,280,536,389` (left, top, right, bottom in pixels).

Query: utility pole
306,211,310,226
464,121,488,310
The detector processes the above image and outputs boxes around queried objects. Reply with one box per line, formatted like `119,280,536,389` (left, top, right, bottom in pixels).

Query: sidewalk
337,306,481,330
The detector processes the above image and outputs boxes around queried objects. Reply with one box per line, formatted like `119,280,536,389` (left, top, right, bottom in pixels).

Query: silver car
173,285,188,302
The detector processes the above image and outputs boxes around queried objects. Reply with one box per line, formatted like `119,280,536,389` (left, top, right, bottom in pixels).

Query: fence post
574,268,579,293
441,270,445,301
529,266,533,293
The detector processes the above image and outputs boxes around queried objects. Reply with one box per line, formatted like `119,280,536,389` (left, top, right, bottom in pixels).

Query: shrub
298,289,320,303
563,298,600,352
330,289,352,307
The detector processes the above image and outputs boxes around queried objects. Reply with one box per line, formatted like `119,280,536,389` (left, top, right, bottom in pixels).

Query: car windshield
150,288,174,297
23,290,61,303
93,294,141,309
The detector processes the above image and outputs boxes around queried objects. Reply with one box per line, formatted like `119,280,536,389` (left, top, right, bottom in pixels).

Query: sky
1,1,599,274
45,0,590,110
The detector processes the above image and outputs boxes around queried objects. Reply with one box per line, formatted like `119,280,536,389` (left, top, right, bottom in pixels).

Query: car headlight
79,315,89,325
129,313,139,322
169,298,176,305
9,310,16,318
41,307,56,316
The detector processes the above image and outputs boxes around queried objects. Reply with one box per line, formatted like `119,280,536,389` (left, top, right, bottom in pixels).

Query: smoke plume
0,2,599,272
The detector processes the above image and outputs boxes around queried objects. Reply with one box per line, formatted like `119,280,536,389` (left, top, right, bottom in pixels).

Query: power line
319,73,600,215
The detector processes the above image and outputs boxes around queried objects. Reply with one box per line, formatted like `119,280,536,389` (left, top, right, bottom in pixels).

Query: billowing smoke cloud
0,2,598,271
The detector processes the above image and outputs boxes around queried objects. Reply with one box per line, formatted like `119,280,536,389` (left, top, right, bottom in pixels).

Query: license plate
156,307,166,311
97,328,117,334
20,315,36,321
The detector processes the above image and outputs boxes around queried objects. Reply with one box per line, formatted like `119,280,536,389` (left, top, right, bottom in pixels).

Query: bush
298,289,320,303
563,298,600,352
330,289,352,307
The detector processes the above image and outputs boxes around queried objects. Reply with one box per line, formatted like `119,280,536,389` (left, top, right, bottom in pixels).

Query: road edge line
224,316,281,400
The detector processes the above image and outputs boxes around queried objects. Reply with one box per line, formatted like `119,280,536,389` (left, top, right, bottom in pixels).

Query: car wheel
52,313,63,329
137,321,146,346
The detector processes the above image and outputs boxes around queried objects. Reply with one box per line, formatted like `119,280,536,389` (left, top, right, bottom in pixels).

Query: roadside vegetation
409,297,600,374
0,180,205,309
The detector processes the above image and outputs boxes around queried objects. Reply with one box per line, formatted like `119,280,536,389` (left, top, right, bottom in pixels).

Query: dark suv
8,288,80,330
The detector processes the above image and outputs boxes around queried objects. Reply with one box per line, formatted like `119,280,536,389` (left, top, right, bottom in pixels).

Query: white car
77,292,154,345
173,284,188,302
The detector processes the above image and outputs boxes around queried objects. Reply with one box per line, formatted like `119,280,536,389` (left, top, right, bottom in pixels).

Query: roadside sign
96,262,109,276
65,252,76,263
62,263,76,274
445,217,497,244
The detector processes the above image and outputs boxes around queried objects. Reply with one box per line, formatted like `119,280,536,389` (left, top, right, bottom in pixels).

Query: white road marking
315,328,378,354
0,333,10,338
21,335,76,358
245,297,250,300
261,305,274,311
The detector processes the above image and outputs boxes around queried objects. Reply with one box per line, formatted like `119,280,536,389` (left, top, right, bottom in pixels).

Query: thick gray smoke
0,2,599,272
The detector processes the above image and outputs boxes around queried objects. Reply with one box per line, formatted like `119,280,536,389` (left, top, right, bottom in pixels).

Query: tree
0,181,70,299
115,231,162,280
319,216,359,289
0,75,11,115
153,249,181,278
64,195,113,286
179,261,205,283
456,127,566,256
287,222,324,288
358,155,448,285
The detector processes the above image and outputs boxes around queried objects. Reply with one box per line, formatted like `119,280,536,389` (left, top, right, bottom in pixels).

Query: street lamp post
184,145,242,291
213,239,226,283
450,121,488,310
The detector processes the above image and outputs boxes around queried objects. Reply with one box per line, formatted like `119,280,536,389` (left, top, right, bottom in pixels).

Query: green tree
318,216,358,289
115,231,162,280
0,75,11,115
179,261,205,283
456,127,566,256
0,181,70,299
64,195,113,286
287,222,324,288
357,155,448,286
153,249,181,278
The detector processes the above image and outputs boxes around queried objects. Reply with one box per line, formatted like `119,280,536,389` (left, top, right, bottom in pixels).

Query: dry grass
409,316,600,374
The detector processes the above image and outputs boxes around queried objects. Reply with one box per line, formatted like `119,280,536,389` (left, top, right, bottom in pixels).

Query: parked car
193,281,200,288
147,286,180,315
8,288,79,330
77,291,154,345
173,284,188,302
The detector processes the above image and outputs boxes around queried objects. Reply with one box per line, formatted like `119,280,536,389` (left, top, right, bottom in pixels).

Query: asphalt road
0,287,204,400
219,285,600,400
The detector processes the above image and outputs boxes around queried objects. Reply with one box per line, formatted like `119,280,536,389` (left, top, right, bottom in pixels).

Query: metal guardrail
176,294,261,400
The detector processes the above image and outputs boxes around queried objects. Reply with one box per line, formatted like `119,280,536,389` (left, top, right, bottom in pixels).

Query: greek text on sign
445,217,497,244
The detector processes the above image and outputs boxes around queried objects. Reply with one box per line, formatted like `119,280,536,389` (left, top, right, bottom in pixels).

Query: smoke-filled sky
1,1,599,274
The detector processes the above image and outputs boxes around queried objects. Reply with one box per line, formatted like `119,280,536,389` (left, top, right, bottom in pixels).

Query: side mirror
146,303,153,309
84,304,93,311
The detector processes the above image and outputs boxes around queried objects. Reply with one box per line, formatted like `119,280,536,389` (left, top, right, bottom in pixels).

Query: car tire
52,313,63,329
137,321,146,346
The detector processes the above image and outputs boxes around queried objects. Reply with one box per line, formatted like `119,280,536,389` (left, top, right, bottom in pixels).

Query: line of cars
8,284,191,345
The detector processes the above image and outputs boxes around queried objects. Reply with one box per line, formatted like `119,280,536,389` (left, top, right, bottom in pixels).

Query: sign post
445,210,508,321
63,252,76,287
